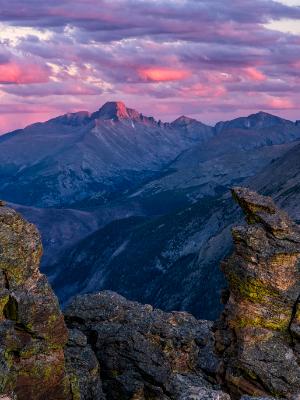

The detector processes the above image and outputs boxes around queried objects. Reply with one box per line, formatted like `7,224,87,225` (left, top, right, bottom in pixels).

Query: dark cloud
1,0,300,31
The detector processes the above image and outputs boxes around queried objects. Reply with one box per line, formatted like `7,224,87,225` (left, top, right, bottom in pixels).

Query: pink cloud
0,62,49,84
138,67,191,82
243,67,267,82
267,97,295,109
180,83,226,98
292,60,300,69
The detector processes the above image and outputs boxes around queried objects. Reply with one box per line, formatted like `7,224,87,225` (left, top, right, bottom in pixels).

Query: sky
0,0,300,133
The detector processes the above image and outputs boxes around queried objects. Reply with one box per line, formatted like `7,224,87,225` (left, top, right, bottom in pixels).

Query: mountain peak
171,115,211,129
246,111,292,127
215,110,292,133
94,101,131,120
91,101,159,125
249,110,283,121
172,115,196,125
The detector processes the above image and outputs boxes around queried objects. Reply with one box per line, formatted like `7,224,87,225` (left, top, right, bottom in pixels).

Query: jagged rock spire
214,187,300,399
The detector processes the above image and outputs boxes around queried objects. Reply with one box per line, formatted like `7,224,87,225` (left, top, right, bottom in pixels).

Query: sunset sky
0,0,300,133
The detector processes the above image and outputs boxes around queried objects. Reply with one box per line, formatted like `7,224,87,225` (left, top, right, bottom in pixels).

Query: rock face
0,203,72,399
65,291,230,400
214,187,300,399
64,328,105,400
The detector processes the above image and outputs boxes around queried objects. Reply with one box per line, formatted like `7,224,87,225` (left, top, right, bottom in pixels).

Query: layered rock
65,291,230,400
0,203,72,399
214,187,300,399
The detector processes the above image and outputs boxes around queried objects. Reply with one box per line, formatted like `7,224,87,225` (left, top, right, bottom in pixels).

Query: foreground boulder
65,291,230,400
214,187,300,399
0,203,72,399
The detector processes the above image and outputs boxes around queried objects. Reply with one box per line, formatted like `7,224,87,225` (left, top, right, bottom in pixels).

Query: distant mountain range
1,101,300,319
0,101,213,207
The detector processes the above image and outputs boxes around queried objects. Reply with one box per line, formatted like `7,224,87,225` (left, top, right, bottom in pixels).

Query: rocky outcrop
0,203,72,399
2,187,300,400
65,291,230,400
214,187,300,399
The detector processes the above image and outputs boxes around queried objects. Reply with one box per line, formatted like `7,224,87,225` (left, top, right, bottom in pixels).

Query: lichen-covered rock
214,187,300,399
65,291,230,400
0,204,72,399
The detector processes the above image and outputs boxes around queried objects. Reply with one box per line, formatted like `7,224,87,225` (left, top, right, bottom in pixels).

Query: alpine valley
1,101,300,319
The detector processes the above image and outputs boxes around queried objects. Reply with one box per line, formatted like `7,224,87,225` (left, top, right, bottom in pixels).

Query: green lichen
0,263,25,286
110,370,120,378
0,294,9,317
228,272,292,331
235,314,289,332
228,272,282,304
244,367,258,381
19,347,39,359
69,373,81,400
19,360,64,381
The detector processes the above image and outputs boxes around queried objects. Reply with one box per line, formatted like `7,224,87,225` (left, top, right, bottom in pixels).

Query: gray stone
65,291,229,400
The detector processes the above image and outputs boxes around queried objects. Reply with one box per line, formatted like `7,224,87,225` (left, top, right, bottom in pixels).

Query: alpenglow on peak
93,101,134,120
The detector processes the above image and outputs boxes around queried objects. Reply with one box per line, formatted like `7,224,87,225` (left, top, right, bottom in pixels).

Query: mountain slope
125,111,300,202
51,195,233,319
0,101,214,207
3,106,300,321
247,141,300,221
50,139,300,320
48,112,300,319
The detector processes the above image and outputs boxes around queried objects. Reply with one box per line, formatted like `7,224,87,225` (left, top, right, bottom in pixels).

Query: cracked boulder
214,187,300,399
0,203,72,399
65,291,230,400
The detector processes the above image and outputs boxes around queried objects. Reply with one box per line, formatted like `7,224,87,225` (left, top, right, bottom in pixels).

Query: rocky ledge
64,291,228,400
1,187,299,399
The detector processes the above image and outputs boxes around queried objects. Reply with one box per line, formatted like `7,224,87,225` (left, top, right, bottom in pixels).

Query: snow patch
128,188,145,198
111,240,129,259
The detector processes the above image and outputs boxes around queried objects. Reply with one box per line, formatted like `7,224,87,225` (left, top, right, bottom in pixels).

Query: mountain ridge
0,101,215,207
2,101,299,138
